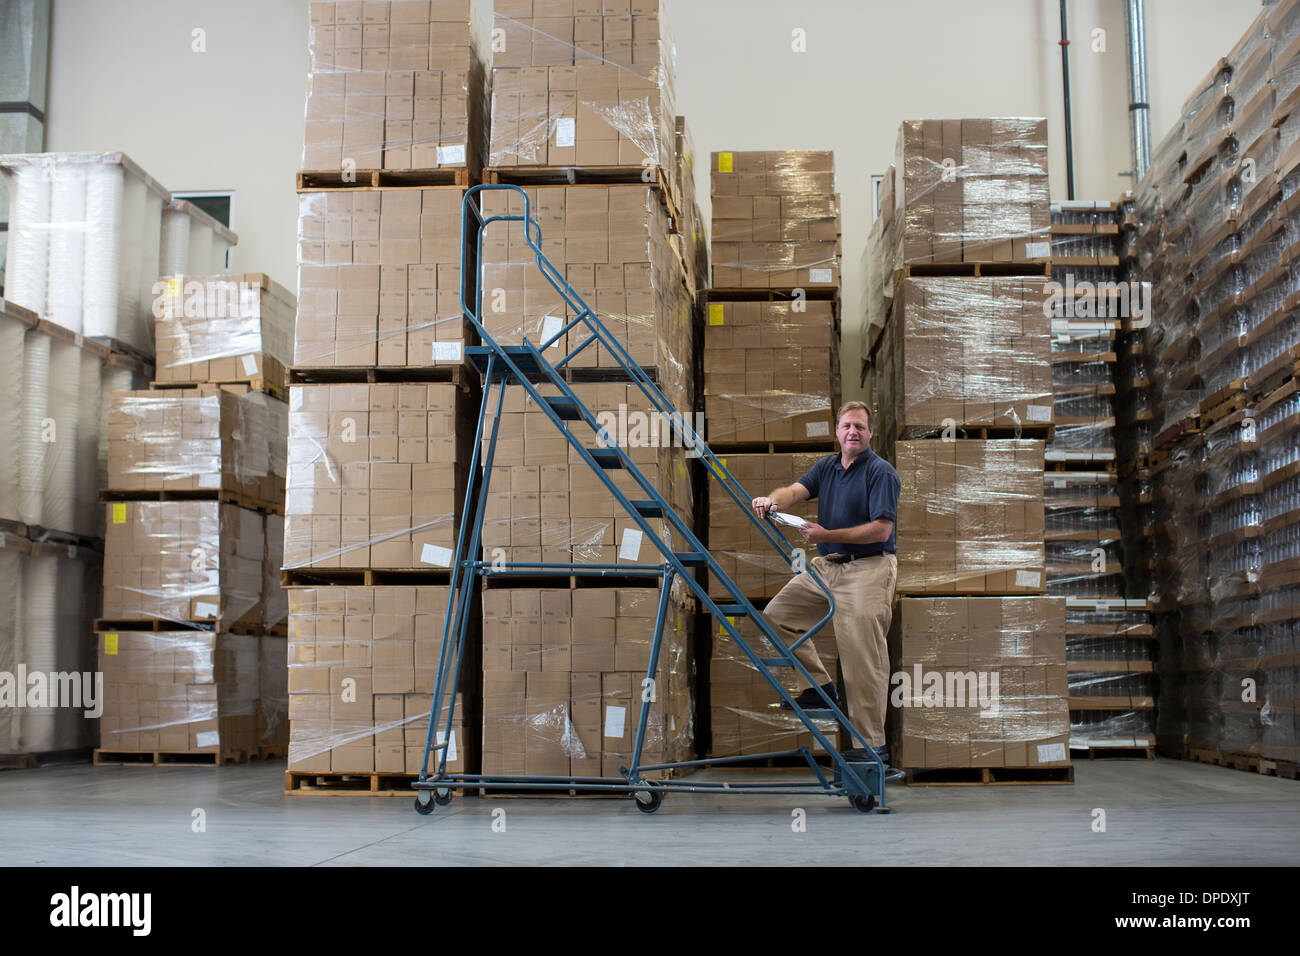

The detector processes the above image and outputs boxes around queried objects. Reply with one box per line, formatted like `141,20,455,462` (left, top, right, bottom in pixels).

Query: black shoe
844,746,890,765
781,682,839,711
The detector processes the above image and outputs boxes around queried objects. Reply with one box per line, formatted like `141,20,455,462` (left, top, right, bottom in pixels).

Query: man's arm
801,517,894,545
752,482,811,518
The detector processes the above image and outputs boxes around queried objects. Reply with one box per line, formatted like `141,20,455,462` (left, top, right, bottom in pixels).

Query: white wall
45,0,1266,397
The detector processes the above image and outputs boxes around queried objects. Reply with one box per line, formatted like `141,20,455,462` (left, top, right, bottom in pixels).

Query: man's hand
752,496,778,519
798,522,829,544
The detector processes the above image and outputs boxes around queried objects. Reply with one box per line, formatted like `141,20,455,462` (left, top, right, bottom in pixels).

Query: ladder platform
467,344,552,381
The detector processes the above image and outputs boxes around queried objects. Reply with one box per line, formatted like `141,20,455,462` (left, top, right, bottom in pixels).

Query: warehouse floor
1,758,1297,865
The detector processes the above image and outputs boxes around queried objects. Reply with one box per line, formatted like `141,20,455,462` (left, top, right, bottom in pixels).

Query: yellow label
112,503,126,524
719,457,726,469
166,276,180,296
718,152,733,173
718,614,737,636
708,304,725,325
105,633,119,655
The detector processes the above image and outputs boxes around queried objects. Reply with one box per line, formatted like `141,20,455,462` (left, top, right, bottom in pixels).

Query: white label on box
438,730,457,762
555,117,576,148
436,144,465,165
196,731,220,749
194,601,219,619
809,268,833,283
619,528,643,561
805,420,830,437
432,342,463,362
1014,570,1041,589
1053,479,1066,489
1025,241,1051,258
604,705,626,739
540,314,562,348
1026,404,1052,422
1037,742,1066,763
421,544,454,567
241,354,259,375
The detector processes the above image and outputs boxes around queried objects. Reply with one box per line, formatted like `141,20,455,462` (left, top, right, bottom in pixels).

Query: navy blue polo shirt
795,449,900,557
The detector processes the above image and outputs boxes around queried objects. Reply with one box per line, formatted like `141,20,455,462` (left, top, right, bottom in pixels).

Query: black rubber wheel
633,789,663,813
414,794,435,815
434,787,453,806
850,793,877,814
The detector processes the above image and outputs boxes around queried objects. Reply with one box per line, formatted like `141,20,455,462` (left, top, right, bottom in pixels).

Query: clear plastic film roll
710,612,841,758
107,389,288,512
895,440,1046,595
890,118,1050,269
480,585,693,778
295,189,471,369
702,299,837,445
487,5,678,169
284,383,467,571
1070,709,1156,747
96,630,285,755
707,452,826,600
153,274,295,385
102,500,273,632
709,150,839,289
477,184,692,405
286,586,469,773
302,1,491,172
889,597,1070,768
480,383,695,568
873,278,1052,438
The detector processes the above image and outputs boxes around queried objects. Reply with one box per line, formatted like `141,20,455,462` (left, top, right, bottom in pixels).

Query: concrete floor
0,757,1296,865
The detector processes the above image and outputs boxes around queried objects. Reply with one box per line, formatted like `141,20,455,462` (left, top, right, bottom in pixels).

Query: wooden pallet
707,441,836,455
149,375,286,402
296,168,472,190
482,164,681,232
703,287,841,303
895,260,1052,280
281,568,453,588
1070,745,1155,760
99,487,284,516
903,765,1074,786
92,617,281,637
1044,458,1119,473
899,424,1054,441
87,334,155,369
93,748,249,766
0,747,92,770
287,362,474,389
285,770,423,795
482,573,665,591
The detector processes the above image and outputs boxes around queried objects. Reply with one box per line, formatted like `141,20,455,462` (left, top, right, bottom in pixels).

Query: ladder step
760,658,796,667
543,396,583,421
631,500,664,517
716,603,752,616
587,448,624,469
674,552,708,567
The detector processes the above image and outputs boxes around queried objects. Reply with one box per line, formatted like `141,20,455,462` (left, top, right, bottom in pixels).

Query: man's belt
823,552,884,565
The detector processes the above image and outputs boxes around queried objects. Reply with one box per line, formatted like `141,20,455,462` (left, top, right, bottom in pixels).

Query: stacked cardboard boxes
481,585,692,777
478,184,694,404
287,586,470,774
302,0,490,173
888,597,1070,769
294,188,472,369
154,274,295,390
709,150,841,290
488,0,677,168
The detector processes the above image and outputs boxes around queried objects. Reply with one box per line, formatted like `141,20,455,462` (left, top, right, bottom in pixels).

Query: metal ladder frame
413,184,892,814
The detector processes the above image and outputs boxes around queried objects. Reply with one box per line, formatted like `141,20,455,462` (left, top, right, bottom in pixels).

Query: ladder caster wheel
850,793,877,814
633,789,663,814
434,787,453,806
414,793,435,815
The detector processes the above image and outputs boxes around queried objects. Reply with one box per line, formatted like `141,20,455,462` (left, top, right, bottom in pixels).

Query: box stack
286,586,471,774
1046,200,1157,755
673,116,708,295
481,586,693,777
97,287,292,762
302,0,490,175
288,8,484,782
863,119,1067,774
1127,5,1300,768
488,0,677,170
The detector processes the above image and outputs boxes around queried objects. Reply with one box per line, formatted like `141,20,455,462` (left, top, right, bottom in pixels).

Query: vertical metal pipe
1126,0,1152,182
1060,0,1076,200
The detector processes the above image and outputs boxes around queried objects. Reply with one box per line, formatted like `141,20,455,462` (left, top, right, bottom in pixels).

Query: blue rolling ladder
413,183,894,816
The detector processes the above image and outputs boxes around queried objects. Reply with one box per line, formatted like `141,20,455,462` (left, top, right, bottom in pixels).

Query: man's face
837,410,872,455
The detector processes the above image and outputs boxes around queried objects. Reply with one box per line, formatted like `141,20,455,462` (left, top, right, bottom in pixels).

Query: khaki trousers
761,553,897,747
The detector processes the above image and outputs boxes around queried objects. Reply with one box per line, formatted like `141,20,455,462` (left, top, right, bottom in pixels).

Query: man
750,401,899,763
